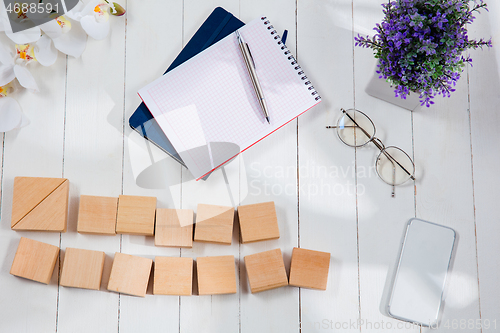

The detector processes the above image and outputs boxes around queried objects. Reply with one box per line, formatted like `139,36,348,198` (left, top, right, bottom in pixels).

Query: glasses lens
336,109,375,147
376,146,414,185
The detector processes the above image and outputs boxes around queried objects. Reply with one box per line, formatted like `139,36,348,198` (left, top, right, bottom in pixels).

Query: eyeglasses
326,108,415,197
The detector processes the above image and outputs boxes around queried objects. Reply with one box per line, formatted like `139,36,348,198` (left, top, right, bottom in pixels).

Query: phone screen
387,218,456,327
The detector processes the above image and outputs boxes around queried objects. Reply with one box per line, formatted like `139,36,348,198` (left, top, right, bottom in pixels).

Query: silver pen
236,30,270,124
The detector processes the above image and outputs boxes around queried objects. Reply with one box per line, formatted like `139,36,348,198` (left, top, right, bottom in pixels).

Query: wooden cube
77,195,118,235
238,201,280,243
10,237,59,284
11,177,69,232
116,195,156,236
194,204,234,245
60,247,105,290
289,247,330,290
107,252,153,297
197,255,236,295
154,257,193,296
244,248,288,293
155,209,193,248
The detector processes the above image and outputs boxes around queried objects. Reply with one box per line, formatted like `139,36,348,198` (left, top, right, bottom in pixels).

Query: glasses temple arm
342,110,415,181
341,108,374,140
375,142,416,181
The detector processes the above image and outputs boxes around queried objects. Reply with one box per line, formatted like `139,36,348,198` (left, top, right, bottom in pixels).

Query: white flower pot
365,68,421,111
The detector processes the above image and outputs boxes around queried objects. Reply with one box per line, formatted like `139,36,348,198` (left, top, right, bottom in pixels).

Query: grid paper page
139,17,320,179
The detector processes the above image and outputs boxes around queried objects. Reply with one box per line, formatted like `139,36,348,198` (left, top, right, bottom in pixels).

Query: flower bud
109,3,126,16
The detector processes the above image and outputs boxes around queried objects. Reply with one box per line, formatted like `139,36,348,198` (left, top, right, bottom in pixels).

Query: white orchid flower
0,0,125,132
0,7,87,59
0,83,29,133
66,0,111,40
65,0,124,40
0,5,41,44
36,15,88,59
0,41,39,92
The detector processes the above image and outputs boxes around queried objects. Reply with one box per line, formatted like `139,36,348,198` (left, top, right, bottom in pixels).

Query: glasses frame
327,108,416,197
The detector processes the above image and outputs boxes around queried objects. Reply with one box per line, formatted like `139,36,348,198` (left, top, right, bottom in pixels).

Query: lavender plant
355,0,491,107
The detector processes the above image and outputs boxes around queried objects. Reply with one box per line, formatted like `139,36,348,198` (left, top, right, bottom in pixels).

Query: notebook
129,7,245,167
138,17,321,180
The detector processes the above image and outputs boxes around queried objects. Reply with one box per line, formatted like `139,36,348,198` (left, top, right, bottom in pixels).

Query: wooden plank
244,248,288,293
119,0,184,330
107,252,153,297
289,247,330,290
77,195,118,235
237,0,300,331
155,208,193,248
353,0,422,333
179,166,241,332
0,133,2,211
179,2,241,333
197,255,237,295
193,204,234,245
411,44,480,333
60,247,105,290
57,3,126,331
350,1,424,332
154,256,193,296
0,31,67,332
10,237,60,284
237,201,280,243
116,195,157,236
297,0,361,330
468,3,500,329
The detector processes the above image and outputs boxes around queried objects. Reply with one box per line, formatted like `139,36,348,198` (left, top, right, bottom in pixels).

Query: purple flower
354,0,491,106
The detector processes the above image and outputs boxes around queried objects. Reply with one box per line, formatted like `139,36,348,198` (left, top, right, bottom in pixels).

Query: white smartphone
387,218,456,327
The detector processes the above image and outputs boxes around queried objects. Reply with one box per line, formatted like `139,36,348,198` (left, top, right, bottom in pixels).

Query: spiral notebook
129,7,245,171
138,16,321,180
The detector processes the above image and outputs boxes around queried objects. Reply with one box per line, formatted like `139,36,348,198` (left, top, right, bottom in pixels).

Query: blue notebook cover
129,7,245,167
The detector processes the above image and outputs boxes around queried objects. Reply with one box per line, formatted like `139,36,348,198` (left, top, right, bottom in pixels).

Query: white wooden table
1,0,499,332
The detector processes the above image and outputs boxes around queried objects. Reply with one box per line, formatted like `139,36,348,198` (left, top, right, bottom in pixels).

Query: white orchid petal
0,41,14,66
34,35,58,66
0,64,15,86
17,111,30,128
0,18,9,32
52,21,87,58
6,27,41,44
0,97,23,132
39,19,62,39
13,64,39,92
0,11,14,33
80,0,103,16
80,15,109,40
65,1,86,21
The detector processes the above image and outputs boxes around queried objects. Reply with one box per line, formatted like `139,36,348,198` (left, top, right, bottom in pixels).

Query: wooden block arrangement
244,248,288,293
197,255,236,295
11,176,69,232
289,247,330,290
7,188,332,296
107,252,153,297
194,204,234,244
10,237,59,284
60,247,106,290
116,195,156,236
238,201,280,243
155,209,193,248
77,195,118,235
154,256,193,296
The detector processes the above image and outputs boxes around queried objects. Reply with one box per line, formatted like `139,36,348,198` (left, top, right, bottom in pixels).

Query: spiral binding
261,17,321,101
